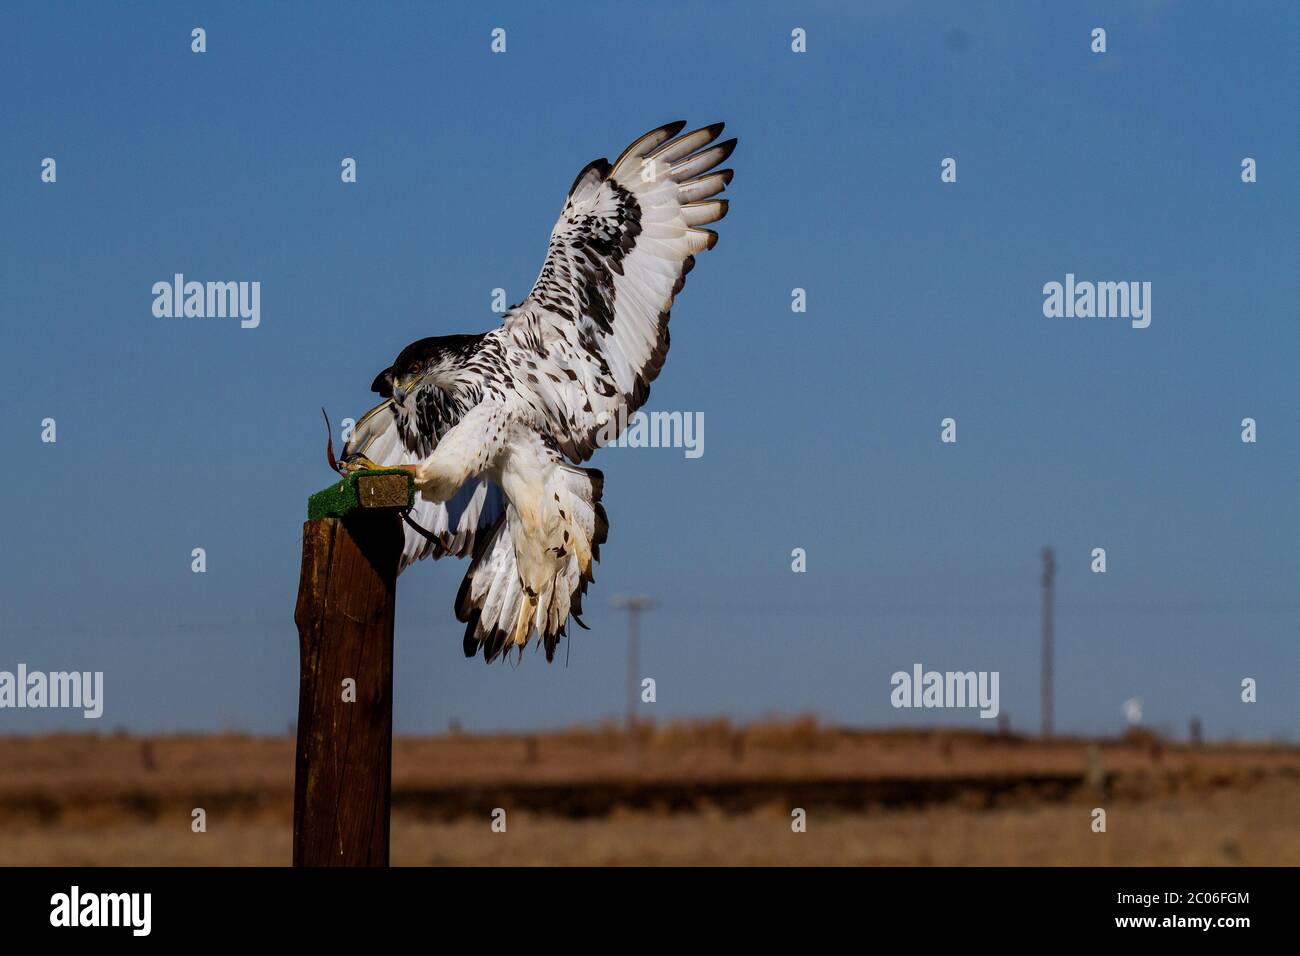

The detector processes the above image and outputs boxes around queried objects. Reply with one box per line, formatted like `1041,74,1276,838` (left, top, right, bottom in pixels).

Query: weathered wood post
293,469,413,867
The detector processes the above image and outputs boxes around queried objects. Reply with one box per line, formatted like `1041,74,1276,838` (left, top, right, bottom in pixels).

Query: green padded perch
307,469,415,521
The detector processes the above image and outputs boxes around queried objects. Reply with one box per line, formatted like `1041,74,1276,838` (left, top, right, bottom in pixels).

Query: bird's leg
410,458,461,503
407,402,505,502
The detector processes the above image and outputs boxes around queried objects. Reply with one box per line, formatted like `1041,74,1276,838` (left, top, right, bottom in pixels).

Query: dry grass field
2,720,1297,866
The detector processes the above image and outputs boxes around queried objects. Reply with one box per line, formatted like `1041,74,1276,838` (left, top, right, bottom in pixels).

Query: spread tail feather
455,465,607,663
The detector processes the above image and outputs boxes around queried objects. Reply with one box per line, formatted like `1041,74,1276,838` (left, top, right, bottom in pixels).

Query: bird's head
371,334,484,406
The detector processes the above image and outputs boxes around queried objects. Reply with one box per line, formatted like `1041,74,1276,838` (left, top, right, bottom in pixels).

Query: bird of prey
338,121,735,663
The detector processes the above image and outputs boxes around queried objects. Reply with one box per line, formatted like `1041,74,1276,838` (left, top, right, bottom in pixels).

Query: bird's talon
341,455,382,475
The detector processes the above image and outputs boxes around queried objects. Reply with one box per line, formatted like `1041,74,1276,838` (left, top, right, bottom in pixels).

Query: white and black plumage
339,121,735,663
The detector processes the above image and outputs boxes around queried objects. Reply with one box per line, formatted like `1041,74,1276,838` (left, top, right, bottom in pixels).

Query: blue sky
1,1,1296,739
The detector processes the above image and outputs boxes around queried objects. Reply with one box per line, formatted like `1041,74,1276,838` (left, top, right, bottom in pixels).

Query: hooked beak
391,371,427,406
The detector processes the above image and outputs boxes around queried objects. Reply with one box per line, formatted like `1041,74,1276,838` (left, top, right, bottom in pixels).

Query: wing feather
502,121,736,462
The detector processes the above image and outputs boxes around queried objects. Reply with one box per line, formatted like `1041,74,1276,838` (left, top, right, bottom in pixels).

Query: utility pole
611,595,653,733
1041,547,1056,739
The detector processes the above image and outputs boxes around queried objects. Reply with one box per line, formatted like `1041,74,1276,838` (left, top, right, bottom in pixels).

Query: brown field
2,719,1297,866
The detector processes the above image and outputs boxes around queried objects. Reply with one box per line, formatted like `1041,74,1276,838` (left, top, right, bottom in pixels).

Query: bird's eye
408,363,421,375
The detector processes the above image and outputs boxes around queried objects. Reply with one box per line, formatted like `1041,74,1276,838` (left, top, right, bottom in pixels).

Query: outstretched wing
340,397,505,570
503,121,735,462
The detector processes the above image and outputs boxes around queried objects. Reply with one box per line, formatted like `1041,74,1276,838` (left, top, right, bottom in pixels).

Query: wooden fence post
292,470,413,867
